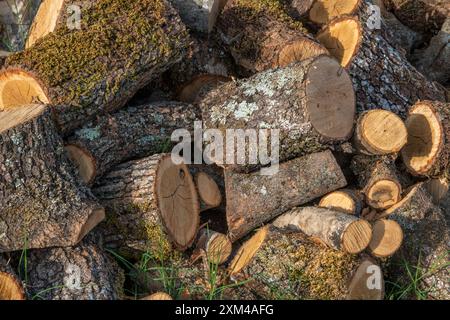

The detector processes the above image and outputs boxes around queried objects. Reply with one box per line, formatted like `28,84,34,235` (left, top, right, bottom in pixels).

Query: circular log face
65,144,96,184
207,232,232,265
0,70,49,110
195,172,222,208
347,259,385,300
278,39,328,68
319,191,357,214
366,180,402,209
309,0,361,24
155,155,200,250
0,272,25,300
368,219,403,258
341,220,372,254
401,103,443,175
305,55,355,140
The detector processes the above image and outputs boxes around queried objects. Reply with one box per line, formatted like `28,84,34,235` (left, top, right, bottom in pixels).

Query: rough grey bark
25,233,124,300
224,151,347,241
66,102,201,184
0,104,104,252
169,0,222,33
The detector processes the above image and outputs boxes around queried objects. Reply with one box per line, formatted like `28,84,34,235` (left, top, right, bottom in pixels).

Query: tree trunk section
224,151,348,241
200,55,356,173
0,104,104,252
0,0,189,134
0,255,25,300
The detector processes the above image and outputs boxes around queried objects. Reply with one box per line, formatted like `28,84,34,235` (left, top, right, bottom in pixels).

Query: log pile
0,0,448,301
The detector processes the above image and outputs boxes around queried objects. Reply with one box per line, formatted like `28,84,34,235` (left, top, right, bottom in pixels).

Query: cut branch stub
65,102,200,184
0,104,104,252
195,229,232,265
93,154,200,253
367,219,403,258
0,256,25,300
319,189,364,215
1,0,189,134
193,172,222,212
354,110,408,155
273,207,372,254
401,101,450,178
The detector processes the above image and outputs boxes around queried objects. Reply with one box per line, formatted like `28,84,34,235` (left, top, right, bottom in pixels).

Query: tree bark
200,55,356,173
381,183,450,300
228,225,384,300
224,151,348,241
1,0,189,134
0,104,104,252
65,102,201,184
217,0,328,74
0,255,25,300
317,0,446,117
25,233,124,300
92,154,201,255
168,0,223,33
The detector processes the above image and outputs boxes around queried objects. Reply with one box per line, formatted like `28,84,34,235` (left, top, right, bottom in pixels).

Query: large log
168,0,223,33
224,151,347,241
228,226,384,300
25,234,124,300
217,0,328,74
401,101,449,178
0,255,25,300
92,154,201,255
316,1,446,116
0,0,189,134
0,104,104,252
66,102,200,184
381,183,450,300
273,207,372,253
200,55,356,173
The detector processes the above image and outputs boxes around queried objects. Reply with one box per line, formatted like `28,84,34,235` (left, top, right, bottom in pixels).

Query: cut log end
278,39,329,68
319,190,359,215
341,220,372,254
76,208,106,243
316,17,361,68
357,110,408,155
0,272,25,300
309,0,361,25
0,104,46,133
368,219,403,258
347,259,385,300
401,102,443,176
425,177,449,204
0,69,49,111
141,292,173,300
229,226,269,275
201,231,232,265
195,172,222,210
177,74,230,104
155,155,200,250
366,180,402,209
305,55,355,140
25,0,65,49
65,144,96,184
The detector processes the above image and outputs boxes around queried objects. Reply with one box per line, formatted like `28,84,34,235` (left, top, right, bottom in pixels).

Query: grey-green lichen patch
74,127,102,141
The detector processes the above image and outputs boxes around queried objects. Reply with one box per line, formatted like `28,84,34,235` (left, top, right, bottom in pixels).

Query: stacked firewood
0,0,448,300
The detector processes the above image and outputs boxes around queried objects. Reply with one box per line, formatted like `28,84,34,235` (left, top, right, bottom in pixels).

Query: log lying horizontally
66,102,200,184
217,0,328,74
25,234,124,300
319,189,364,215
381,183,450,300
93,154,202,256
0,256,25,300
316,1,446,116
201,55,356,173
273,207,372,254
229,226,384,300
0,0,189,134
224,151,347,241
0,105,104,252
401,101,450,178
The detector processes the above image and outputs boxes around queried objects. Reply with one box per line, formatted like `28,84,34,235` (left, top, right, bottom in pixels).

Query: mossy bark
224,151,347,241
4,0,190,134
25,233,124,300
0,105,103,253
217,0,327,74
66,102,200,183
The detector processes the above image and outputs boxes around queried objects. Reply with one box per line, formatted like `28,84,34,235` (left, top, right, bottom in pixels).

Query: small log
217,0,328,74
0,256,25,300
367,219,403,258
141,292,173,300
351,155,402,209
229,226,384,300
0,104,104,252
319,189,364,215
224,150,347,242
401,101,449,177
380,183,450,300
193,172,223,212
25,234,124,300
195,229,232,265
201,55,356,173
353,110,408,155
65,102,200,184
425,177,449,205
273,207,372,253
169,0,223,33
93,154,201,254
316,2,446,116
0,0,189,134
